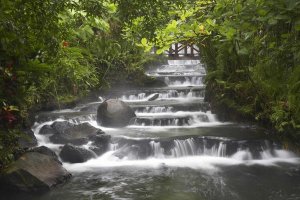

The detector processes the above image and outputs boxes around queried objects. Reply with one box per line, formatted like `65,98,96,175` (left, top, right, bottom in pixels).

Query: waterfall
32,58,300,171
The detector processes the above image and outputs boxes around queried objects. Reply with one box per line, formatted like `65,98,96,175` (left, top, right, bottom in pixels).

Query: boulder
89,134,111,156
49,122,104,145
29,146,61,164
39,121,74,135
146,93,159,101
59,144,95,163
0,152,71,192
51,121,74,133
39,125,56,135
96,99,136,127
18,129,37,149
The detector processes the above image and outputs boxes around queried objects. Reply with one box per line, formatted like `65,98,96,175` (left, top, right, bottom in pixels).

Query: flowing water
7,60,300,200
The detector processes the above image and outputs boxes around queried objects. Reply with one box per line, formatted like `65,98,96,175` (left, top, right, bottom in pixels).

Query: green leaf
286,0,298,10
216,79,226,85
235,4,242,12
141,38,147,46
156,49,164,54
8,106,19,111
236,69,245,73
225,27,236,40
257,9,268,16
237,48,249,55
206,19,216,27
268,18,278,25
295,20,300,31
166,20,178,32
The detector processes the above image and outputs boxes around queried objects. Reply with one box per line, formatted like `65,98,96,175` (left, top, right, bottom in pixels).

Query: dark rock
39,125,56,135
30,146,61,164
113,144,153,160
146,93,159,101
51,121,74,133
59,144,95,163
90,134,111,155
111,138,153,159
96,99,136,127
18,130,37,149
144,77,167,87
113,145,140,159
49,122,104,145
0,152,71,192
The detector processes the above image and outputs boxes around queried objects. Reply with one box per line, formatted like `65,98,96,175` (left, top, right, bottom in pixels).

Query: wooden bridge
152,43,200,59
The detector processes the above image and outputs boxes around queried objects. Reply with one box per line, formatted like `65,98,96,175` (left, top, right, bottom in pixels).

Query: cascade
32,59,299,163
27,58,300,200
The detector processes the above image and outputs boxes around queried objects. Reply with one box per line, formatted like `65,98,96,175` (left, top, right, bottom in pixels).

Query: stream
8,60,300,199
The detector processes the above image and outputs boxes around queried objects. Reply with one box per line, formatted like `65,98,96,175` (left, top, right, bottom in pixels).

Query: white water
135,106,175,113
32,118,300,173
165,76,204,86
32,59,300,173
120,90,205,102
63,151,300,173
136,111,211,117
168,60,200,65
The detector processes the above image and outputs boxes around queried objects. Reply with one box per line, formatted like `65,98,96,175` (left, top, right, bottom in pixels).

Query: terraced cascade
11,60,300,200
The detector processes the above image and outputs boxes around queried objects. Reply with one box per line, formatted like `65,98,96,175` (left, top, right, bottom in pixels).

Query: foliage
2,0,298,168
0,0,153,167
0,130,20,169
121,0,300,141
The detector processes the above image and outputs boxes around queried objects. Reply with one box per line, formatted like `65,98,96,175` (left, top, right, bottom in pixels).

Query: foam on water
127,122,231,129
135,106,175,113
50,109,78,113
136,111,209,117
119,90,205,102
165,76,204,86
31,59,300,179
32,120,65,152
63,151,300,173
168,60,201,65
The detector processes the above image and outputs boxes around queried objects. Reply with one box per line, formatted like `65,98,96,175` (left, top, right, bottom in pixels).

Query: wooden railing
166,43,199,58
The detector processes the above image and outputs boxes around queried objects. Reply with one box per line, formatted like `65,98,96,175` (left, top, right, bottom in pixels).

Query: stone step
132,103,210,113
127,99,207,108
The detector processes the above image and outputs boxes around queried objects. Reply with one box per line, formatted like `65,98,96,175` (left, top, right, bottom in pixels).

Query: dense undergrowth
120,0,300,142
0,0,159,168
1,0,299,168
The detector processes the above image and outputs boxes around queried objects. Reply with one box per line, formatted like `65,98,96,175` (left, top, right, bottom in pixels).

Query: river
8,59,300,200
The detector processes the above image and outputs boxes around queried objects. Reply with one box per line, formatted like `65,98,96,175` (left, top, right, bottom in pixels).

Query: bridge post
175,43,179,58
184,45,188,57
190,45,194,57
167,43,199,59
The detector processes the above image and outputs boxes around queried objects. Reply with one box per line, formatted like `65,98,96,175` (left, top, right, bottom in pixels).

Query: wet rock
112,138,153,159
143,77,167,87
96,99,136,127
113,144,152,160
18,129,37,149
59,144,95,163
49,122,104,145
90,134,111,155
146,93,159,101
197,115,209,122
39,125,56,135
0,152,71,192
39,121,75,135
113,145,140,159
29,146,61,164
51,121,74,133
